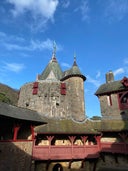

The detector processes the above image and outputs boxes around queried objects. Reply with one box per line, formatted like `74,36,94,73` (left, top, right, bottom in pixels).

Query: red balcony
32,142,128,160
32,145,99,160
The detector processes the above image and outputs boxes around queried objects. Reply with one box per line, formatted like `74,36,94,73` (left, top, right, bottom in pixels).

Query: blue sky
0,0,128,118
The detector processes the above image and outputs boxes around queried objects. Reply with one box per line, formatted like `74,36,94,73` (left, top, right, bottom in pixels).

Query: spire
38,41,63,80
73,52,77,66
60,53,86,81
52,41,57,61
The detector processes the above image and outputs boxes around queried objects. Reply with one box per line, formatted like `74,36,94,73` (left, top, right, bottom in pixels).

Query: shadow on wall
0,141,33,171
96,117,128,171
35,158,99,171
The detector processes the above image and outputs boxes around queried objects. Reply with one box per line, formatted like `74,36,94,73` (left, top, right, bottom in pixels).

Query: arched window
52,163,63,171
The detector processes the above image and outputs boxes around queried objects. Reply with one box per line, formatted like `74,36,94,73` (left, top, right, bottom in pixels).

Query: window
118,91,128,110
107,95,112,106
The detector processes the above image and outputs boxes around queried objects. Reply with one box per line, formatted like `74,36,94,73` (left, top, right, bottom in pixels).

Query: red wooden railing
32,142,128,160
32,145,99,160
1,140,128,160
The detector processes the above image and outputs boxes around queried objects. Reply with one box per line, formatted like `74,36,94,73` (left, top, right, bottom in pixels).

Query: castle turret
61,56,86,121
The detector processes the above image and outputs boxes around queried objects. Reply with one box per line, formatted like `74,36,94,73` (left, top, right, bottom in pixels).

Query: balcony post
68,136,76,158
94,135,102,151
46,136,54,159
30,125,35,140
81,136,88,145
13,125,20,141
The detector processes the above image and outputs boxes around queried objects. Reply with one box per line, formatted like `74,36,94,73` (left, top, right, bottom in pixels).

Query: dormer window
118,91,128,110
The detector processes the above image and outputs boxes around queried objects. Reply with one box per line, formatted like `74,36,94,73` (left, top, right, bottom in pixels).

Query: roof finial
73,51,77,66
52,41,56,58
74,52,76,62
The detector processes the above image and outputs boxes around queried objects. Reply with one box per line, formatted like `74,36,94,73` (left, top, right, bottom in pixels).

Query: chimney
106,71,114,83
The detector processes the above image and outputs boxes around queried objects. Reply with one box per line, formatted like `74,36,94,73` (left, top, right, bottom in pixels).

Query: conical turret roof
38,44,63,81
61,56,86,81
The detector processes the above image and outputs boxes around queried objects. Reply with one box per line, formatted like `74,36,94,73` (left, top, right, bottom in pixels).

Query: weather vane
53,41,56,57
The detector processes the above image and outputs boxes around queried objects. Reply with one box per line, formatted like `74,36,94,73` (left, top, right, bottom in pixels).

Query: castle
18,48,86,122
0,47,128,171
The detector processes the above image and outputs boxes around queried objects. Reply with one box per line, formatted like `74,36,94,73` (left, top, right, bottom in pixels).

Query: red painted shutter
33,88,38,95
61,83,66,89
32,82,38,95
60,82,66,95
61,89,66,95
33,82,38,88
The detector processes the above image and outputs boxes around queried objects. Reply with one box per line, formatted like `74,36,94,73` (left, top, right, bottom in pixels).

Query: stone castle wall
64,77,85,121
18,77,85,121
99,94,122,120
0,141,33,171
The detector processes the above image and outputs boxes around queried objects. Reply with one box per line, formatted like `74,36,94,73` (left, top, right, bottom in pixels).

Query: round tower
61,56,86,122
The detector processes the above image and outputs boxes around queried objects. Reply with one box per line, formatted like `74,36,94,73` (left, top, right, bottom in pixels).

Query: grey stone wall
96,153,128,171
65,77,85,121
18,77,85,122
99,94,122,120
0,141,33,171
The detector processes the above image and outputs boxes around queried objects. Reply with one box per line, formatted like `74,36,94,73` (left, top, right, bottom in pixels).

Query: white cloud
74,0,90,21
0,31,25,45
124,58,128,64
96,71,101,79
3,43,25,51
3,38,62,52
0,32,62,52
61,62,71,68
86,75,101,87
7,0,59,31
8,0,59,18
104,0,128,22
30,39,53,51
113,68,125,76
61,0,70,8
80,0,90,21
30,39,62,51
2,62,25,73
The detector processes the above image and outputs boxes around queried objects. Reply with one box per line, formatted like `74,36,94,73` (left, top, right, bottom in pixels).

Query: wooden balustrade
32,142,128,160
32,145,99,160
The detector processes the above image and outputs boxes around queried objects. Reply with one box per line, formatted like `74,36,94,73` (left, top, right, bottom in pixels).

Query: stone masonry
18,77,85,121
18,52,86,122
